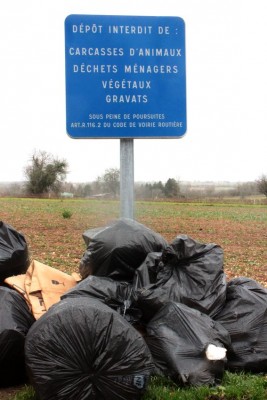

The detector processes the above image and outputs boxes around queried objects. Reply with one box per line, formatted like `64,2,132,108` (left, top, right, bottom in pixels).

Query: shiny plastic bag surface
25,297,154,400
215,277,267,372
0,286,35,386
0,221,29,282
62,275,141,324
134,235,227,320
80,218,167,282
146,301,230,387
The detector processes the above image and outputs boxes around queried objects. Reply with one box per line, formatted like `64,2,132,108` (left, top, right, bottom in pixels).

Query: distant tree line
0,151,266,200
61,174,266,200
61,172,180,199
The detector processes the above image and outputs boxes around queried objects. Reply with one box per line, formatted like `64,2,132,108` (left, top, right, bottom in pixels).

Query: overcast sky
0,0,266,183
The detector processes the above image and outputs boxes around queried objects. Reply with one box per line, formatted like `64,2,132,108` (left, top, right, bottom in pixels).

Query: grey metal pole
120,138,134,219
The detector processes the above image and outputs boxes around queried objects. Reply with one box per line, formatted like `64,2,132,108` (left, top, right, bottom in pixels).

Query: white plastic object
205,344,227,360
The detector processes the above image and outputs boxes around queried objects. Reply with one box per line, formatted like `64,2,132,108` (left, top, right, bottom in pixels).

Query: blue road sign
65,15,186,138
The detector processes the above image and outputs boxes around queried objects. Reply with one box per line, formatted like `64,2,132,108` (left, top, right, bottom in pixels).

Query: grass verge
143,372,267,400
8,372,267,400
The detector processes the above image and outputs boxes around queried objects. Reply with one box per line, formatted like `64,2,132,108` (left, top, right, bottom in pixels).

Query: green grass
9,386,37,400
9,372,267,400
136,201,267,222
143,372,267,400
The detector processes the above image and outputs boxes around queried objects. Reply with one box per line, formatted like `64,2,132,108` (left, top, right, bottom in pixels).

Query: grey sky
0,0,266,183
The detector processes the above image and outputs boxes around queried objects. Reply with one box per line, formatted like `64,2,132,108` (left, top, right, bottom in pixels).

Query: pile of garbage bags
0,219,266,399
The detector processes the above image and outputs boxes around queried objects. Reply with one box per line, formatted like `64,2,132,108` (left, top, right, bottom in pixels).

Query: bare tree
24,151,68,195
96,168,120,197
256,175,267,197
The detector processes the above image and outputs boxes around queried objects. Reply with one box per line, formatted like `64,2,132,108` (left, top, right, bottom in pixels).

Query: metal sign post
120,139,134,219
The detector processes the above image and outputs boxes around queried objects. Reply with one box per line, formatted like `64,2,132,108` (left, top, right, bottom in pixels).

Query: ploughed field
1,198,266,287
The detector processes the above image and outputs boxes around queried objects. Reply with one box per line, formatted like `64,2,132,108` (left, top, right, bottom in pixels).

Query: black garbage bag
215,277,267,373
0,286,35,387
79,218,168,282
134,235,226,320
134,252,163,288
133,252,173,322
145,302,231,387
25,297,154,400
0,221,29,283
62,275,141,324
